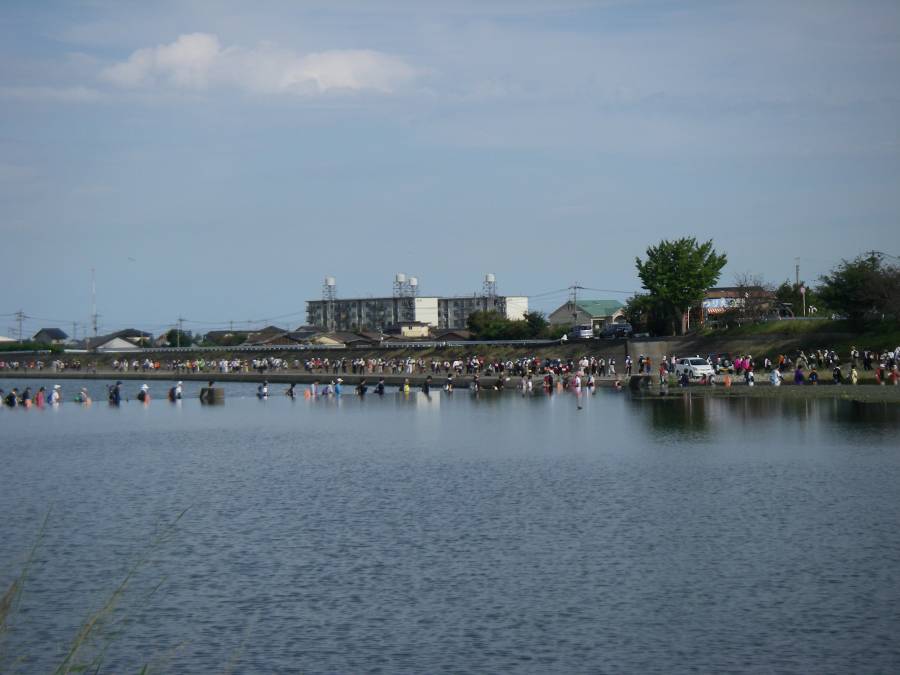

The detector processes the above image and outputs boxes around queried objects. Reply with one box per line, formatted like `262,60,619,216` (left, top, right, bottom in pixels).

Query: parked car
674,357,716,380
600,322,633,340
567,324,595,340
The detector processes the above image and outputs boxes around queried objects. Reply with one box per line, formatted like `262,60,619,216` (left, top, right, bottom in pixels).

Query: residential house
32,328,69,345
399,321,431,339
203,330,250,347
309,332,374,348
548,300,626,331
701,287,775,323
94,336,143,352
85,329,152,351
244,325,288,345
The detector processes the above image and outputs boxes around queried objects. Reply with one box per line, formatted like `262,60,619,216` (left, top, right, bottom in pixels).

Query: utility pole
91,267,99,340
177,316,185,348
15,310,25,341
794,257,800,288
569,283,584,326
72,321,78,342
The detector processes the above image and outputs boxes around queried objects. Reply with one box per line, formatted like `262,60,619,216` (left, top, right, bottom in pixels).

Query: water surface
1,380,898,673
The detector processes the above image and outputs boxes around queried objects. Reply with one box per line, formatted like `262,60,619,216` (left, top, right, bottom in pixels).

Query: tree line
466,311,566,340
623,238,899,336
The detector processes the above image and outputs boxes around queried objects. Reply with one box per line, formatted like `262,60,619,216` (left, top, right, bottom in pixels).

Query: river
1,379,898,673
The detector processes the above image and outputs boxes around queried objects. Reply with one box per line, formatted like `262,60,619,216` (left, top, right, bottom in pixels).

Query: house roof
114,328,152,339
333,332,373,343
205,330,245,338
204,330,249,343
245,326,293,344
33,327,68,340
253,333,301,346
574,300,624,317
286,329,321,342
85,329,151,349
254,325,286,335
95,336,144,351
357,330,388,341
313,332,373,344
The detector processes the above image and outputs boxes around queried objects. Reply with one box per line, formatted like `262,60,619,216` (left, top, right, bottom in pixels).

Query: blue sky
2,0,899,337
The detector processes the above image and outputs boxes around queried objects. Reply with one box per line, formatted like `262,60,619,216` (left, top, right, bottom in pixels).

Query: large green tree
774,279,823,317
165,328,194,347
623,294,669,335
635,237,727,335
523,311,549,337
466,310,550,340
818,253,900,321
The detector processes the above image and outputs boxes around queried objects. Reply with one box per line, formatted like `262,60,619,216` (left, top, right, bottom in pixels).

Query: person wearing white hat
48,384,62,405
168,381,183,402
137,384,150,403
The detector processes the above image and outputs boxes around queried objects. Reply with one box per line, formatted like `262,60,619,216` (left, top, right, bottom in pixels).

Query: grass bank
697,318,900,352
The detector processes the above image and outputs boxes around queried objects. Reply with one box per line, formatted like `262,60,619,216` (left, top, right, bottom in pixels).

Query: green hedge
0,341,61,353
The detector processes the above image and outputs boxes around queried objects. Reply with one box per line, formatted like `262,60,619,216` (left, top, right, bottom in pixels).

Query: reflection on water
631,391,900,440
638,394,712,435
0,380,898,673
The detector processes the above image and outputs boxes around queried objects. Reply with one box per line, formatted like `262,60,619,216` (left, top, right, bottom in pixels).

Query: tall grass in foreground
0,509,52,668
0,506,194,674
52,506,191,675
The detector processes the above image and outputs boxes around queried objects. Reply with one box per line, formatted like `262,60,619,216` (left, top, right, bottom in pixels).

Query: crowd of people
3,344,899,407
2,383,91,407
0,379,190,407
622,345,900,387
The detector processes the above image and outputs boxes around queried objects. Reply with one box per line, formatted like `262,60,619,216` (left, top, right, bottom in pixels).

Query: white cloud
0,85,104,103
100,32,418,95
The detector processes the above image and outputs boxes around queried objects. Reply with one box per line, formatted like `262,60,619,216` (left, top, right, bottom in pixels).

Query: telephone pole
15,310,25,341
569,283,585,325
794,257,800,287
91,267,99,339
177,316,185,348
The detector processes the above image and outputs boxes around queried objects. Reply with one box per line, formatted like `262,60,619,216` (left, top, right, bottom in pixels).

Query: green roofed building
548,299,625,330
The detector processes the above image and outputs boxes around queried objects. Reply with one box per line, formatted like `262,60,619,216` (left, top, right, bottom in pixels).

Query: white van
568,324,595,340
674,357,716,380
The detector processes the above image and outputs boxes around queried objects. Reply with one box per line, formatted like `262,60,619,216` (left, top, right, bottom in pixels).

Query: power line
524,287,571,299
867,250,900,261
578,286,638,295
